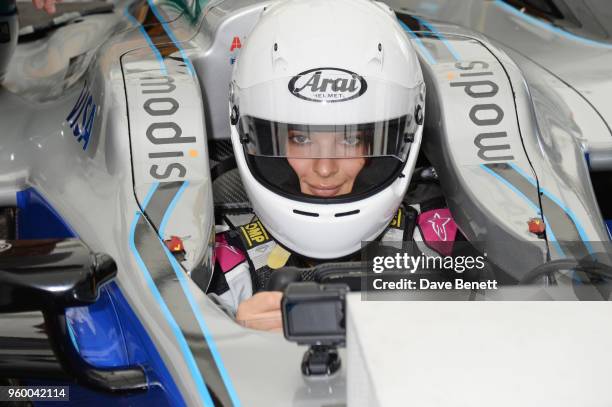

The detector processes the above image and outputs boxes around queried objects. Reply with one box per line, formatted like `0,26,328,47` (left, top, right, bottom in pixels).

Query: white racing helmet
229,0,425,259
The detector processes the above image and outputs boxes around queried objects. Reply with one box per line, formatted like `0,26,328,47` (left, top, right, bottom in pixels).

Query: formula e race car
0,0,611,406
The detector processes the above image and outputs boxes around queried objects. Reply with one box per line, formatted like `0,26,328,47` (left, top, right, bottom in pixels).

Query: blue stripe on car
129,182,215,406
413,16,461,61
110,282,187,406
158,180,189,236
158,180,242,407
480,164,565,257
124,7,168,75
508,162,594,254
146,0,197,76
398,19,437,65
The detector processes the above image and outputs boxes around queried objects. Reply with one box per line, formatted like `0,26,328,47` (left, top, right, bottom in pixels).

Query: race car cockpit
0,0,611,405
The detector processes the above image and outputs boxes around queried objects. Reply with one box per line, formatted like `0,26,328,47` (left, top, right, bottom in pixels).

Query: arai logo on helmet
288,68,367,103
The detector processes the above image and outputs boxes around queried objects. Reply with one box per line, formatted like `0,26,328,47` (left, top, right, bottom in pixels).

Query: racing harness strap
232,217,290,291
212,200,463,297
224,206,418,291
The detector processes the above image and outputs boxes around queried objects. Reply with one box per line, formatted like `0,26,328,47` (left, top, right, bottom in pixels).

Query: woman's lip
307,184,342,197
312,184,341,190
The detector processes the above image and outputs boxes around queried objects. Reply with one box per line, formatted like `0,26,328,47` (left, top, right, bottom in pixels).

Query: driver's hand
236,291,283,332
32,0,60,14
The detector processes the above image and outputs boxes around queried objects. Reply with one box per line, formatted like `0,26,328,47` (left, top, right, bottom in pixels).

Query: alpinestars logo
288,68,367,103
427,213,451,241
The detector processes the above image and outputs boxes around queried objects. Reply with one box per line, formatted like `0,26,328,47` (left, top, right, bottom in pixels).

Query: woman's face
286,130,367,197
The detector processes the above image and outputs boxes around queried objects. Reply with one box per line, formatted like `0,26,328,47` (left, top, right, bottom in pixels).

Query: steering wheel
266,262,365,291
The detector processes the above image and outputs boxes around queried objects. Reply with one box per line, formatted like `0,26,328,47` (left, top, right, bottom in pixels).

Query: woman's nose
313,158,339,178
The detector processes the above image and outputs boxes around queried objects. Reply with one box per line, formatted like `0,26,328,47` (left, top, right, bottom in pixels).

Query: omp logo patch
66,81,97,150
288,68,367,103
239,220,270,248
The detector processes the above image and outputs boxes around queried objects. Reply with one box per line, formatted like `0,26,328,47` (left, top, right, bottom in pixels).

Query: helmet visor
239,115,413,160
234,74,424,161
233,74,424,201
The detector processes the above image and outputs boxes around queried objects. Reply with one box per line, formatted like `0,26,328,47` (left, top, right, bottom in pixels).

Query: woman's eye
341,134,361,147
289,134,311,145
